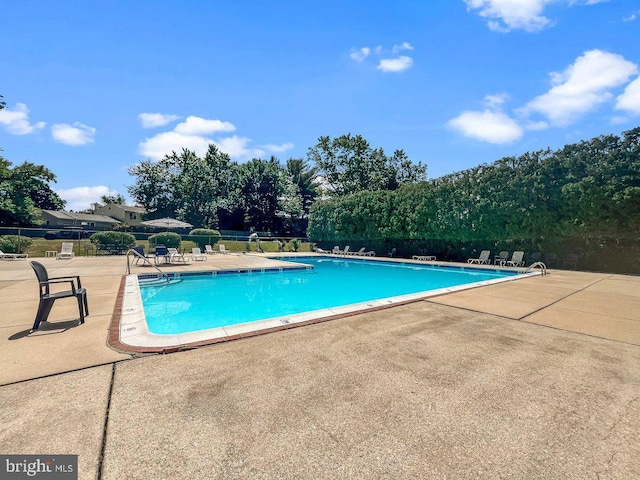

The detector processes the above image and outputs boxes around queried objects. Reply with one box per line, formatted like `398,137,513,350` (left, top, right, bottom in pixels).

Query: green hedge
0,235,33,254
148,232,181,248
89,231,136,248
187,228,221,249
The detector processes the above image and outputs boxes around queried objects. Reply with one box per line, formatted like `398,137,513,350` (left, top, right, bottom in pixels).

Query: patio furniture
29,261,88,331
331,246,341,255
544,253,559,268
168,248,187,263
56,242,75,260
0,249,28,260
131,246,153,266
351,247,366,256
388,248,396,258
154,245,169,264
564,253,579,270
412,255,436,261
218,244,230,254
205,245,216,255
528,252,542,265
468,250,490,264
45,250,58,257
494,251,509,265
505,251,525,267
191,248,207,261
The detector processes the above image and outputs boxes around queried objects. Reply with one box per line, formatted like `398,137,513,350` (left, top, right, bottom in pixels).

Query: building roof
97,204,146,213
42,210,120,224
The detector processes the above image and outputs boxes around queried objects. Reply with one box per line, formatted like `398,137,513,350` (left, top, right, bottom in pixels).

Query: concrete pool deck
1,254,639,479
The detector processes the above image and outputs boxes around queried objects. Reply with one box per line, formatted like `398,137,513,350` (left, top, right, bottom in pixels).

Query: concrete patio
1,254,639,479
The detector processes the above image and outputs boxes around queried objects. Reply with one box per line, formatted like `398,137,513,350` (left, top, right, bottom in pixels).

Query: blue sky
1,0,640,210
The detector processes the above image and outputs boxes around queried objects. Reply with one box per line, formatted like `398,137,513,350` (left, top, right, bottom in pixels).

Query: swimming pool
117,256,535,350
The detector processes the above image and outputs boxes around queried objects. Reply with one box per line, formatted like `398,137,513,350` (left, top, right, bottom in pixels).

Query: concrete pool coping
113,256,541,352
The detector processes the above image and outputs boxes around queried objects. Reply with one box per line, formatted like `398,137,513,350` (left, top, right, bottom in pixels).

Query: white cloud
447,110,523,144
51,122,96,146
521,50,639,125
615,76,640,115
139,131,215,160
465,0,608,32
392,42,414,53
464,0,552,32
56,185,114,211
623,11,637,22
351,43,414,73
173,116,236,135
0,103,45,135
138,116,288,162
525,120,549,130
377,56,413,73
138,112,181,128
215,135,265,159
350,47,370,61
483,93,510,108
261,142,295,153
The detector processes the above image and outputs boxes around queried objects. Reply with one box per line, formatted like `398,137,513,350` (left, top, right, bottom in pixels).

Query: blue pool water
140,257,520,335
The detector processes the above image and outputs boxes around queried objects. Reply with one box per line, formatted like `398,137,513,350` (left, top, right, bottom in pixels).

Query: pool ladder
526,261,548,276
125,248,176,286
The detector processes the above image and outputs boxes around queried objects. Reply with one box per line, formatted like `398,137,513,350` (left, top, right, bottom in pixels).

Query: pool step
138,277,183,288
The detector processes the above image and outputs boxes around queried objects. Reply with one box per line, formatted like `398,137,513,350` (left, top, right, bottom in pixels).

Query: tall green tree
285,158,321,217
0,159,65,225
100,193,126,205
307,134,427,196
233,157,302,232
128,145,236,228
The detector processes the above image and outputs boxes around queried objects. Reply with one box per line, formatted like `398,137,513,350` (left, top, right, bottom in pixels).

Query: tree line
127,134,426,233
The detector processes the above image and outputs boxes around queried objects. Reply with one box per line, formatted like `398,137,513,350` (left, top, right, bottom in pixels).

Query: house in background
40,210,119,229
92,203,147,227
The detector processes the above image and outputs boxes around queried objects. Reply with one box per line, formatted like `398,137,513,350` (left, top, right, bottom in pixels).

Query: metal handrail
125,249,168,279
526,261,548,276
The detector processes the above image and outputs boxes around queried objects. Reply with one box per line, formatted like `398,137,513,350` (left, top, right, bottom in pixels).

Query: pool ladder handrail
125,248,169,280
526,261,547,276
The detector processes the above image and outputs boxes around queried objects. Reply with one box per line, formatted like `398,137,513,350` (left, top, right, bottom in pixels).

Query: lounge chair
0,249,28,260
343,246,351,256
218,244,230,254
191,247,207,261
467,250,490,264
544,252,559,268
56,242,75,259
331,246,341,255
29,261,88,331
494,250,509,265
363,250,376,256
388,248,396,258
154,245,169,264
529,252,542,265
412,255,436,261
315,247,330,254
505,251,525,267
131,246,153,266
351,247,366,256
167,248,187,263
205,245,216,255
564,253,578,270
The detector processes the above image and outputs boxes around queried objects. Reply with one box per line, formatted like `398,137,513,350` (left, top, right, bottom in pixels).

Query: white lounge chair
0,249,28,260
343,246,351,256
167,248,187,263
191,247,207,261
218,244,230,254
351,247,366,256
505,251,525,267
205,245,216,255
467,250,490,264
412,255,436,261
56,242,75,259
331,246,341,255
